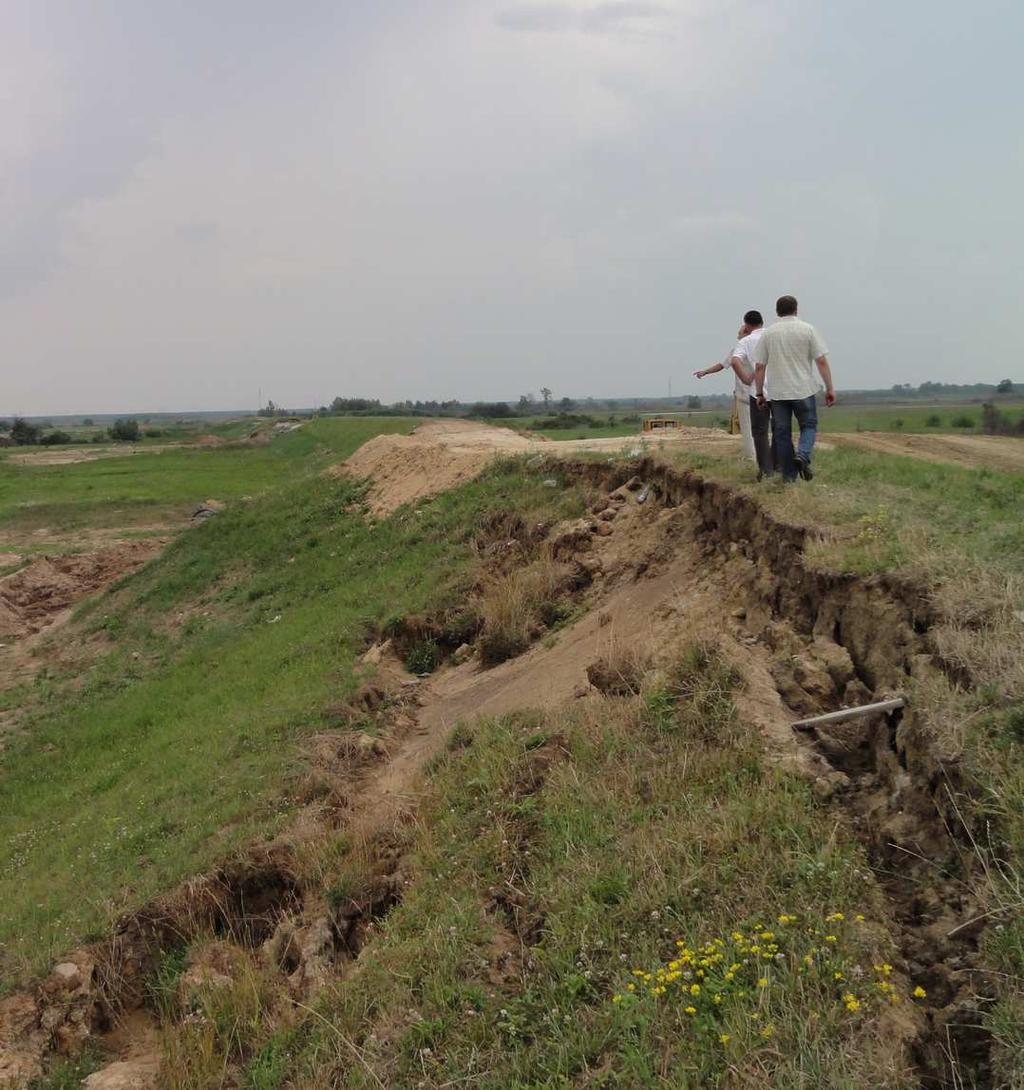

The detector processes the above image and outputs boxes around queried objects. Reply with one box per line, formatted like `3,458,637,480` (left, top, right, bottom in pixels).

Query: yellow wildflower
685,1005,697,1015
913,986,927,999
719,1033,730,1044
761,1025,775,1038
612,994,622,1004
757,977,768,988
689,983,701,996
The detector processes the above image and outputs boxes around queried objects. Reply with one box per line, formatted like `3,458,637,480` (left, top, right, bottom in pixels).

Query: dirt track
340,420,1024,518
828,430,1024,472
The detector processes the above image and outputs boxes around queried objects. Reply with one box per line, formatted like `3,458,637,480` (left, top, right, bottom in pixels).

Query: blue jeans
771,395,818,481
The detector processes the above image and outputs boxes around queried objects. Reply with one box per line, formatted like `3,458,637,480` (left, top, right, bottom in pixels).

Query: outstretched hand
693,369,706,379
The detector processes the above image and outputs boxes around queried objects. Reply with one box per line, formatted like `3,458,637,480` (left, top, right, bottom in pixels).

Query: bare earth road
826,430,1024,472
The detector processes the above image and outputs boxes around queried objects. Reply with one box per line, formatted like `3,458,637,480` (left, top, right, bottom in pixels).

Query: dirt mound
337,421,533,515
336,419,739,515
0,542,161,639
192,434,226,447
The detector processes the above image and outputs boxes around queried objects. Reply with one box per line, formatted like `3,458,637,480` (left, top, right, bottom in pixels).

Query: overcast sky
3,1,1022,415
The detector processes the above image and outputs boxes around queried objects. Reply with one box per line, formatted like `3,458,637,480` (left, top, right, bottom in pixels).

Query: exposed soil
335,418,738,515
0,542,164,699
829,431,1024,472
4,446,177,467
1,447,999,1089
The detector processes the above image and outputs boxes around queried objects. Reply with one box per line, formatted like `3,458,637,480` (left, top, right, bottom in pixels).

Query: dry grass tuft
478,555,571,665
586,641,653,696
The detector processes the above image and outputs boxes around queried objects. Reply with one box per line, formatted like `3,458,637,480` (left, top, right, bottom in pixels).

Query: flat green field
0,418,417,543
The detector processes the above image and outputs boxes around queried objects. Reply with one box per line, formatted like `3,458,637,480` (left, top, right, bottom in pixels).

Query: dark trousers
770,395,818,482
748,396,774,477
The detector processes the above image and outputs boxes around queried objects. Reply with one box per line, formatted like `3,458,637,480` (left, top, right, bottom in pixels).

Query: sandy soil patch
5,445,177,467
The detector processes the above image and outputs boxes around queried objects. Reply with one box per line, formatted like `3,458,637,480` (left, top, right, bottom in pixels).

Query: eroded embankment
558,456,994,1088
0,457,998,1089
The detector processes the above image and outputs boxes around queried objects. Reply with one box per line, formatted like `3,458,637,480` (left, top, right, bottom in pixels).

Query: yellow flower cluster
609,910,932,1037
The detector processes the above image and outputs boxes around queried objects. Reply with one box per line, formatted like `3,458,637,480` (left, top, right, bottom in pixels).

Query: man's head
743,310,763,329
776,295,798,317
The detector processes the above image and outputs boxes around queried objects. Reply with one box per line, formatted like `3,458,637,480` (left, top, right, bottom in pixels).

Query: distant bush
891,418,905,430
143,428,163,438
10,417,41,445
981,402,1014,436
469,402,512,419
535,412,599,430
40,430,73,445
925,414,942,427
951,414,975,428
108,419,141,442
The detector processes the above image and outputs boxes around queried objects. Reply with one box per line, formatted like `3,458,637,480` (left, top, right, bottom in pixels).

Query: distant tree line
0,416,152,446
861,380,1017,400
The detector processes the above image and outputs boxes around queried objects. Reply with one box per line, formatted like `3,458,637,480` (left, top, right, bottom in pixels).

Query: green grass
0,438,586,984
665,444,1024,578
0,417,418,540
823,398,1024,433
227,648,913,1088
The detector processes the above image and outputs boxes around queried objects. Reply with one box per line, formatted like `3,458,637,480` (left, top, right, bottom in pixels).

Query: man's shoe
795,454,814,481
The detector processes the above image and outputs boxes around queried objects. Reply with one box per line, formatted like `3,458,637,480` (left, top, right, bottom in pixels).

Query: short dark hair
776,295,798,317
743,310,763,327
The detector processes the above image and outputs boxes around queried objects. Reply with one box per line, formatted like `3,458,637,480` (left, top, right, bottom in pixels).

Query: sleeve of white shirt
810,326,828,359
752,332,767,366
730,339,746,364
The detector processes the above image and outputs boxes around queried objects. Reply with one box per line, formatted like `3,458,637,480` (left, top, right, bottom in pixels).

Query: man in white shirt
693,310,764,468
730,312,773,479
753,295,835,482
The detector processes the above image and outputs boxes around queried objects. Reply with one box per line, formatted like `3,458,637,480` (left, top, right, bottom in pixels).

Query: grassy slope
0,418,417,539
660,443,1024,1082
158,651,917,1089
2,419,595,983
